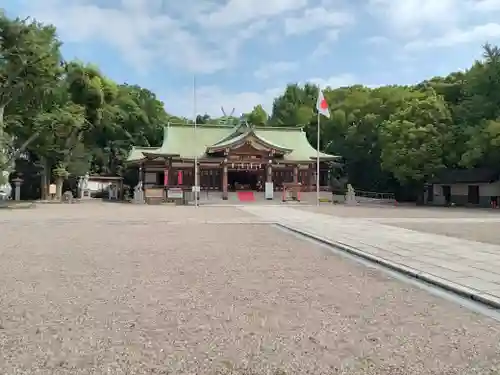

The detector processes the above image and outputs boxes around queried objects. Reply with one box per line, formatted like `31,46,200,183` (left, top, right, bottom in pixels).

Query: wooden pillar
139,163,145,188
164,159,172,187
308,164,314,192
222,163,228,200
170,159,174,186
193,160,201,187
293,165,298,183
196,164,201,189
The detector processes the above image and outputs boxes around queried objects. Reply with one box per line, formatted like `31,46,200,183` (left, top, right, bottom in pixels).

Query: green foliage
245,105,269,126
0,12,175,196
0,11,62,184
4,9,500,201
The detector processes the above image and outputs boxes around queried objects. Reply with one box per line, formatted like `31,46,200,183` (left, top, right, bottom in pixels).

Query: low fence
331,189,396,205
355,190,396,205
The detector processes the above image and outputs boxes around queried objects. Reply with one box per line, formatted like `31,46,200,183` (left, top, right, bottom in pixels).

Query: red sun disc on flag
320,99,328,109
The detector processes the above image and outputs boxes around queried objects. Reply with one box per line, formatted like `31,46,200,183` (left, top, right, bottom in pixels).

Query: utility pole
193,75,199,207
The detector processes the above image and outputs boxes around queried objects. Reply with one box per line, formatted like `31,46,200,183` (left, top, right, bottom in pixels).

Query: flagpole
193,75,198,208
316,111,320,206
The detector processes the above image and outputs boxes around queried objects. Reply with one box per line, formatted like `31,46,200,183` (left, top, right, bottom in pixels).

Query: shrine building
126,122,341,199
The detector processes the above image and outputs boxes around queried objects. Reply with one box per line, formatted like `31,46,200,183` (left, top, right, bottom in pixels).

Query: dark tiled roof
430,168,500,184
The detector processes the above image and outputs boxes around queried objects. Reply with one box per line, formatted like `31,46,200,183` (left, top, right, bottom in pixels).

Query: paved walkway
239,206,500,308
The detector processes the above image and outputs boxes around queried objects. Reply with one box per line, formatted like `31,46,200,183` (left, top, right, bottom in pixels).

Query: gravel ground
1,204,500,374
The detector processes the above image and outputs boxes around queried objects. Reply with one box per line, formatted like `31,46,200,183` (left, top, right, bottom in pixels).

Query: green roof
127,123,340,162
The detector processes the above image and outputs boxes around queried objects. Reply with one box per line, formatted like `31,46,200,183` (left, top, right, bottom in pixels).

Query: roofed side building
126,122,341,199
425,168,500,207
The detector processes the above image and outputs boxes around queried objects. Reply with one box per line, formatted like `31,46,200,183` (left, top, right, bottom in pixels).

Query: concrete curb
277,223,500,310
0,202,36,210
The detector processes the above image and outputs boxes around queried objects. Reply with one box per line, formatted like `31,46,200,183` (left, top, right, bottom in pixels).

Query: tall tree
0,11,62,183
245,104,268,125
379,92,453,185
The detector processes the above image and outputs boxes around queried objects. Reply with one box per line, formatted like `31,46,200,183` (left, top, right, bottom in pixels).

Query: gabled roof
127,124,234,162
207,128,293,154
126,123,341,163
253,127,338,161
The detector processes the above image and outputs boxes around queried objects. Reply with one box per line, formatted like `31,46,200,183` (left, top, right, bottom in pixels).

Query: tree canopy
3,10,500,200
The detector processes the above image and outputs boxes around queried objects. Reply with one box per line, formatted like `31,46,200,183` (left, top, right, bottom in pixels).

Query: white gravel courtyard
0,203,499,374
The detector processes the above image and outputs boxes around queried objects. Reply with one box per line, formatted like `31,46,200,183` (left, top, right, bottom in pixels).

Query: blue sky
5,0,500,117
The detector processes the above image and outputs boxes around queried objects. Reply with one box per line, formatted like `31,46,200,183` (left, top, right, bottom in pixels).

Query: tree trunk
0,104,8,185
40,156,50,200
55,177,64,201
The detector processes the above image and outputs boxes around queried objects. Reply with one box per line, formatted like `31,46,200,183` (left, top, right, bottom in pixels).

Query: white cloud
202,0,308,29
163,74,360,117
405,23,500,50
469,0,500,12
19,0,271,74
310,30,340,59
305,73,358,89
368,0,462,38
254,61,298,79
365,36,389,45
163,85,282,118
284,7,354,35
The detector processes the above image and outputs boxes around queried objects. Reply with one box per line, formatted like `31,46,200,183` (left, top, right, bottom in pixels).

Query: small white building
425,168,500,207
85,175,123,200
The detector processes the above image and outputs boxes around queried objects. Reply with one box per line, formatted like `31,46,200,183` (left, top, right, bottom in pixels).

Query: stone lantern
12,177,23,201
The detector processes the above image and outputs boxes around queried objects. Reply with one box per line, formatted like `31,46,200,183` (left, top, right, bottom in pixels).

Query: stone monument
108,184,117,200
345,184,357,205
62,190,74,203
133,181,144,204
0,171,11,200
78,173,91,199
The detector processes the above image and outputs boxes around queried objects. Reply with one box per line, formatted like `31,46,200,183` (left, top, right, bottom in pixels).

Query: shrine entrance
228,169,264,191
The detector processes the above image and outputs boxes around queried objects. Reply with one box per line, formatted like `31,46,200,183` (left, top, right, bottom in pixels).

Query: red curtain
177,170,183,185
164,169,169,186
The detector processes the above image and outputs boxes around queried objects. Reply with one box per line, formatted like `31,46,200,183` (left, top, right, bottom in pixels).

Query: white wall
446,182,500,197
87,180,120,193
429,185,445,205
88,181,112,192
479,182,500,196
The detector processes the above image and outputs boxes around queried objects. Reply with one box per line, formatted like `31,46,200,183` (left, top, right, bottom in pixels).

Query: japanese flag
316,89,330,118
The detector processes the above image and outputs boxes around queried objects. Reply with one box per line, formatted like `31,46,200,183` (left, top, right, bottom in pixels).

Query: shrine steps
236,191,255,202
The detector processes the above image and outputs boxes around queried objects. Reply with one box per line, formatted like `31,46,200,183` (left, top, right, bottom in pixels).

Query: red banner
164,169,169,186
177,170,183,185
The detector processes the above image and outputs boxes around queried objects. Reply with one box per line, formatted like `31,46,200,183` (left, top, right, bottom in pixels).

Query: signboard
229,162,262,169
49,184,56,195
167,188,183,199
265,182,273,200
191,185,200,192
